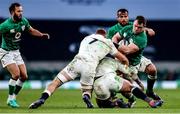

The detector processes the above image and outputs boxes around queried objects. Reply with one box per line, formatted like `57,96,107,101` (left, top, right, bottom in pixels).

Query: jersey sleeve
23,17,31,31
107,28,115,39
109,40,119,55
133,33,147,49
0,22,8,33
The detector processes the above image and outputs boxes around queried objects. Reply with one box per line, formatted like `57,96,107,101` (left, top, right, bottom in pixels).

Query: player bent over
93,57,163,108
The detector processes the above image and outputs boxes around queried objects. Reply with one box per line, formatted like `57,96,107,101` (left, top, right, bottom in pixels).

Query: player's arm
118,43,139,55
144,27,155,37
28,26,50,39
112,32,122,43
113,51,129,66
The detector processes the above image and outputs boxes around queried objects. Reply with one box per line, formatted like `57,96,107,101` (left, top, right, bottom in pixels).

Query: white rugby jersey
96,57,129,77
77,34,118,63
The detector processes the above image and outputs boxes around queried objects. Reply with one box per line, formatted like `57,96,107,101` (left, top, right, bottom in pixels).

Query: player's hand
42,33,50,39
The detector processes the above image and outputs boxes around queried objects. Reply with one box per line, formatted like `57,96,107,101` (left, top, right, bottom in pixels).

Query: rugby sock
8,78,17,100
121,92,134,99
147,75,156,92
40,90,51,101
132,87,151,102
14,79,24,98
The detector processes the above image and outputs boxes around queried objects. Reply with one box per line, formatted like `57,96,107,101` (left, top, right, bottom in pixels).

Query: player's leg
13,52,28,101
81,83,94,108
81,68,95,108
1,51,23,108
140,56,162,101
29,69,73,109
10,64,27,106
121,92,136,108
120,73,137,108
120,79,162,108
29,77,63,109
145,63,162,100
29,60,77,109
94,74,129,108
5,63,20,108
94,77,125,108
131,86,163,108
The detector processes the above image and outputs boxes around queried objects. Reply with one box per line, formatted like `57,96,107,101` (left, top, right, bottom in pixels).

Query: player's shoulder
121,25,132,32
21,17,29,22
109,23,119,30
0,18,12,27
128,21,133,25
1,18,10,24
139,31,148,39
124,24,132,29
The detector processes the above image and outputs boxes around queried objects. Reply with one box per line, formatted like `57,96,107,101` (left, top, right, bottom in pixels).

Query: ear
10,11,14,15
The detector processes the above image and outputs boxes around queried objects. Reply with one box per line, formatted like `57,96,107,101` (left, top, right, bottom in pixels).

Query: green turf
0,89,180,113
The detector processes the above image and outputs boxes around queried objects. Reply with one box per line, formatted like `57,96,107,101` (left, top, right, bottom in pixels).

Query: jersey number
89,38,98,44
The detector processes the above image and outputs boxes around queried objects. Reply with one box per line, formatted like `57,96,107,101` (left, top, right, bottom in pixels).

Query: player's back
96,57,119,77
77,34,113,63
96,57,130,77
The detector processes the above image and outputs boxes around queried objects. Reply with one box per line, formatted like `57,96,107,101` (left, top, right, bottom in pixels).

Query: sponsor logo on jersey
21,25,25,31
10,29,15,33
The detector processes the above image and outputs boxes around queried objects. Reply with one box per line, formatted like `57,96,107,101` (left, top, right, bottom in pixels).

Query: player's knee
19,75,28,81
145,64,157,76
56,71,72,83
12,74,20,80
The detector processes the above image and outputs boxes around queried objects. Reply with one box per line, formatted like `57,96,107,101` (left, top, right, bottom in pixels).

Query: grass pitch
0,89,180,113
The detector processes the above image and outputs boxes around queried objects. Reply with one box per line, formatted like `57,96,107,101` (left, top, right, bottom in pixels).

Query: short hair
9,2,21,14
96,28,106,36
117,8,128,15
136,15,147,26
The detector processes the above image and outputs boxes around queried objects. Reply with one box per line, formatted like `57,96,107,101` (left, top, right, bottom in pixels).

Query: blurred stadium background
0,0,180,90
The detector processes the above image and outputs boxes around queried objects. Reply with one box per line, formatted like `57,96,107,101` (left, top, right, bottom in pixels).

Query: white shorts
58,56,97,86
0,48,24,68
138,56,152,72
94,72,125,100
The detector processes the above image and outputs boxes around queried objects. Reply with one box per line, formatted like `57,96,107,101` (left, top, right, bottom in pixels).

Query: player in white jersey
29,28,129,109
94,57,163,108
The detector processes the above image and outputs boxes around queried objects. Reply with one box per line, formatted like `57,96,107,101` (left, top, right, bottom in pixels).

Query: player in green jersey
0,2,49,108
107,8,155,39
112,15,163,107
108,9,162,105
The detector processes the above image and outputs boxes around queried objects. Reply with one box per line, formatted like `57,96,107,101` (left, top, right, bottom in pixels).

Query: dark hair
9,2,21,14
117,8,128,15
136,15,146,26
96,28,106,36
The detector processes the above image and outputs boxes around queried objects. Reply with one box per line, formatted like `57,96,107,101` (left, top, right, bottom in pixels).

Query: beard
13,14,22,22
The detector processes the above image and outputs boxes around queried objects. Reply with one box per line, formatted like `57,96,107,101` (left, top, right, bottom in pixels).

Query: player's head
9,2,23,22
133,15,146,34
116,8,129,26
96,28,107,37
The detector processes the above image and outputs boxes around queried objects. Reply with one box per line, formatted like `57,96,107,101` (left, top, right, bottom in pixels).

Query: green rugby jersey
119,25,147,66
0,17,30,51
107,21,133,39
